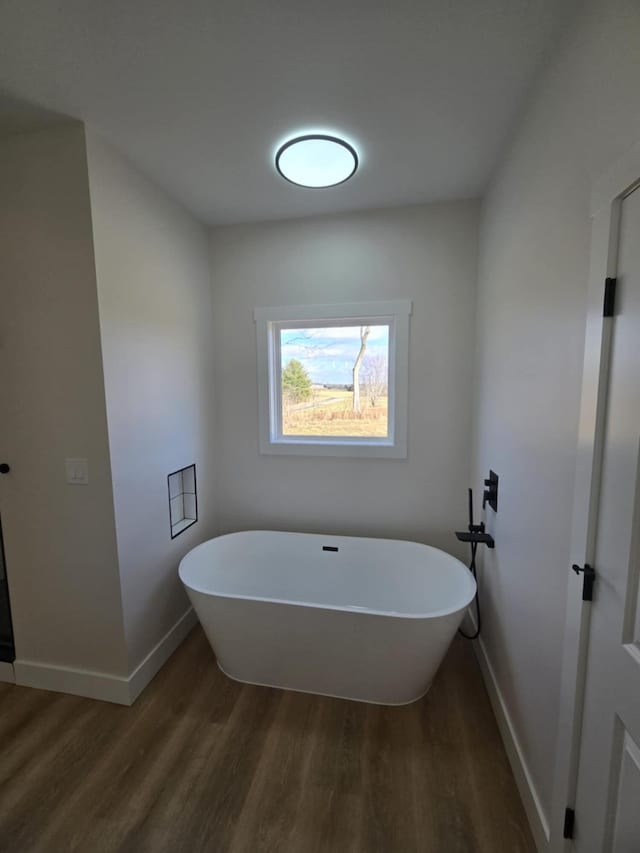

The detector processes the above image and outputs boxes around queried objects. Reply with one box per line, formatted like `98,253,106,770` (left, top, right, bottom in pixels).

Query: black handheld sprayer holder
455,488,495,548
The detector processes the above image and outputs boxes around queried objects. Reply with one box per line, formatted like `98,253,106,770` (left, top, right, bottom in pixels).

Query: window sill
260,438,407,459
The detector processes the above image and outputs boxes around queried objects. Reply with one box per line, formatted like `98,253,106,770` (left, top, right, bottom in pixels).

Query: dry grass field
282,388,388,437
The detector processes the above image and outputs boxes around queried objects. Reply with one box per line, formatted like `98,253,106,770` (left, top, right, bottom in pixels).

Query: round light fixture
275,134,358,188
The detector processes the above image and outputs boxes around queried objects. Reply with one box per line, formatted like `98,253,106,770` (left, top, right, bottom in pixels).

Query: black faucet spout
455,529,495,548
455,487,495,548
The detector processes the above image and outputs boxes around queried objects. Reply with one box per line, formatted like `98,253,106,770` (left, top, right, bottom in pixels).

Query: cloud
281,324,389,346
282,342,388,361
306,325,389,341
280,325,389,383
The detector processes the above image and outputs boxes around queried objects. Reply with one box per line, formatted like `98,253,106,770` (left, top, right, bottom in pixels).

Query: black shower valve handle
482,471,499,513
482,481,490,509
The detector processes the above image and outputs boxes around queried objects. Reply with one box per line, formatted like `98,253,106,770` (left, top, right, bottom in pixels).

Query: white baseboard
14,657,132,704
14,608,197,706
128,607,198,703
0,661,15,684
473,637,550,853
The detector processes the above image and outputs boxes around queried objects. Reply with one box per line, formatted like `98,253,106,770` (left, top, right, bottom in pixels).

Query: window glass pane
279,324,390,438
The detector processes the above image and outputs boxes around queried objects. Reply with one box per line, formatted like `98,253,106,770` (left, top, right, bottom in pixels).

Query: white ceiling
0,0,578,225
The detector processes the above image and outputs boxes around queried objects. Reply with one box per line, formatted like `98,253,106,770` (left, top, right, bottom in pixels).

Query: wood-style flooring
0,627,535,852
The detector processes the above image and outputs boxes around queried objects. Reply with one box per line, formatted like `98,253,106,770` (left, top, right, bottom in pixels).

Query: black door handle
572,564,595,601
0,463,10,474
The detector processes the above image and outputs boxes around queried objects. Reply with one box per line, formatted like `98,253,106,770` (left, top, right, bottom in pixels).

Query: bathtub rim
179,530,477,621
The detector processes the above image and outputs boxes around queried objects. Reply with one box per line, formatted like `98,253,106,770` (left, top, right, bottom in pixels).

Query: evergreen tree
282,358,312,403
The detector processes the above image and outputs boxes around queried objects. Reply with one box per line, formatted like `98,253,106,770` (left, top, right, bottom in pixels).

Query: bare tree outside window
363,353,388,407
352,326,370,413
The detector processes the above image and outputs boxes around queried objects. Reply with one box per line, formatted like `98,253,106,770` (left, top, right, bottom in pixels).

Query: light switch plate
65,458,89,485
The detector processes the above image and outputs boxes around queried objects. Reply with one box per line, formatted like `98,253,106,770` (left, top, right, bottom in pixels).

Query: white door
573,185,640,851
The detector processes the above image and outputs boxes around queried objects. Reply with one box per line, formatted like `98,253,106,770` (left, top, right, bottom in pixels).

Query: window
254,301,411,458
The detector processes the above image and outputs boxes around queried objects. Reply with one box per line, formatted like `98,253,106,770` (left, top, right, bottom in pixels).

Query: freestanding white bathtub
179,531,476,705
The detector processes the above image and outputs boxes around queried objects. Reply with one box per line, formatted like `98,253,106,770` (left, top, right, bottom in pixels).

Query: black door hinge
563,807,575,839
603,277,617,317
572,564,596,601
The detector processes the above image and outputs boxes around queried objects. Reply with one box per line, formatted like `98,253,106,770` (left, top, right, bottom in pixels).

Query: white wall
472,0,640,837
86,132,217,672
209,202,479,552
0,124,127,675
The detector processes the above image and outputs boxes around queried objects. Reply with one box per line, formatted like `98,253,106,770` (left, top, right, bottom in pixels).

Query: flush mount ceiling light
275,134,358,188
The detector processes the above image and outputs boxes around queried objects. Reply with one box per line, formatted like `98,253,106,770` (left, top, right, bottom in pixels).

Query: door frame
0,514,16,682
550,141,640,851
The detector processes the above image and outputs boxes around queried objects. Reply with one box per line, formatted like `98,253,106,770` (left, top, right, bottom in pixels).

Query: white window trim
254,300,411,458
